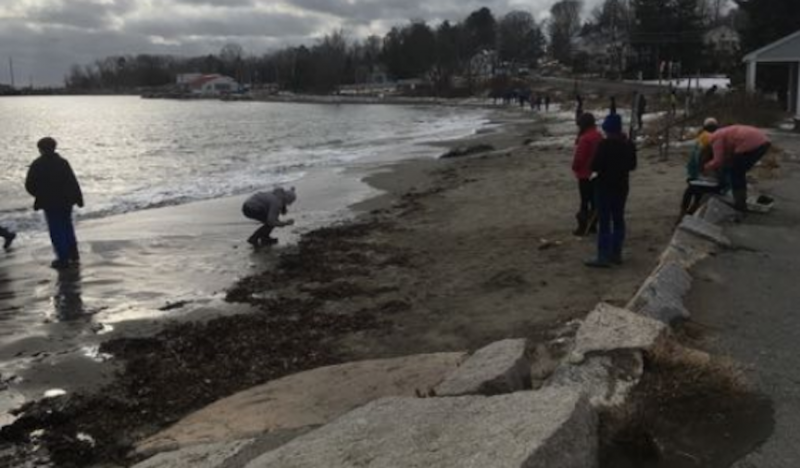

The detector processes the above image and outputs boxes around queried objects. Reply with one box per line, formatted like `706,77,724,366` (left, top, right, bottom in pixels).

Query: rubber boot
733,188,748,212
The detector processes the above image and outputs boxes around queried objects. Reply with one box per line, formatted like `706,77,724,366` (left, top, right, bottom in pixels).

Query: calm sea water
0,96,489,232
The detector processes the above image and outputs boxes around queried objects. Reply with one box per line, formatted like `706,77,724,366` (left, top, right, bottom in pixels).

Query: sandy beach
0,106,687,466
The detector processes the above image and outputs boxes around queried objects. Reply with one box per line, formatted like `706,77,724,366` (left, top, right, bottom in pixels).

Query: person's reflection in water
53,266,84,321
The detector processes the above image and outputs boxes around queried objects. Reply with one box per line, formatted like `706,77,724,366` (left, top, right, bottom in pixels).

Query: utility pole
8,57,15,88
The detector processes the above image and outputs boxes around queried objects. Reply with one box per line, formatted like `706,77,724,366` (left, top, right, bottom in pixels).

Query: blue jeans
596,190,627,261
44,207,78,262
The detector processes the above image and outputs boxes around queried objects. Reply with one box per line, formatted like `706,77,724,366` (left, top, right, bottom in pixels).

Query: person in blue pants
585,114,637,268
25,137,84,269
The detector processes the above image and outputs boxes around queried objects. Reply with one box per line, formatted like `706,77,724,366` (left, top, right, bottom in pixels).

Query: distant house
177,74,240,95
743,29,800,127
573,32,630,77
704,26,741,55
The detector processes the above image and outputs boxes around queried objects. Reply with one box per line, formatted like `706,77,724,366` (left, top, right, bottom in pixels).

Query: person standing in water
242,187,297,247
25,137,84,269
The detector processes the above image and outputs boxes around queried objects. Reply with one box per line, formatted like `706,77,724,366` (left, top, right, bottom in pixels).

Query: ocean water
0,96,490,232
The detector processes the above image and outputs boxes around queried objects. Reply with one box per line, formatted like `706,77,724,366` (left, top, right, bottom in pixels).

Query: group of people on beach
571,97,771,269
4,137,298,269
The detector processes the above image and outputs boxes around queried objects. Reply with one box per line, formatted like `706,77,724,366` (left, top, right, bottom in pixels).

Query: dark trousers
44,207,78,262
578,179,595,214
243,205,274,243
681,184,722,215
730,144,771,191
0,226,13,239
596,189,628,261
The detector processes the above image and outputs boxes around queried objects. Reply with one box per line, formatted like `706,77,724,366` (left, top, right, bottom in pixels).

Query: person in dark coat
636,93,647,131
0,226,15,250
585,114,637,268
25,137,84,269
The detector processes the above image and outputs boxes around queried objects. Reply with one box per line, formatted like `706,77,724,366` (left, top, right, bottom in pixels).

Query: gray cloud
2,0,607,87
172,0,257,6
126,10,322,39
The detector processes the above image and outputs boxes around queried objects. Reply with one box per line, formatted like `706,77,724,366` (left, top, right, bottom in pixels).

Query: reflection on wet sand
52,267,84,322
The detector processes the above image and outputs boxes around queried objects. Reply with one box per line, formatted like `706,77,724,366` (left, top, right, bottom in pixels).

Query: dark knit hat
602,114,623,134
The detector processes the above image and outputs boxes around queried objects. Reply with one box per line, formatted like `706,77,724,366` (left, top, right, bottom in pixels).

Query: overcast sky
0,0,606,87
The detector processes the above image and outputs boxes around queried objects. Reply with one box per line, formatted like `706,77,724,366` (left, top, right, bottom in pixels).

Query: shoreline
0,105,686,466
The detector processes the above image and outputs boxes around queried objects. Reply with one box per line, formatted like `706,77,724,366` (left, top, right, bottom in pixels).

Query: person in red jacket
572,113,603,236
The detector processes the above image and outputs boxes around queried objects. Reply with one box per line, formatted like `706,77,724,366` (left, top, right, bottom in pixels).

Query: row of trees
64,0,800,92
66,7,546,94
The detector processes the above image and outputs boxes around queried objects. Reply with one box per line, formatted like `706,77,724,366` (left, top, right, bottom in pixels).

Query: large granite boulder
246,389,597,468
435,339,530,396
137,352,467,456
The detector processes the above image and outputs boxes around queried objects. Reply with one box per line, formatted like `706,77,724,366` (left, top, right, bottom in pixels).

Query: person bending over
681,118,726,216
704,125,771,212
585,114,637,268
242,187,296,247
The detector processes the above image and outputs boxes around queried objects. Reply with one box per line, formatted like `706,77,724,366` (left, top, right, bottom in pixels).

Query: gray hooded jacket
243,187,296,226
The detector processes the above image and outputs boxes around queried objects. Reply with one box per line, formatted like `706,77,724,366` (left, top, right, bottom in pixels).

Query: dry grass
599,339,771,468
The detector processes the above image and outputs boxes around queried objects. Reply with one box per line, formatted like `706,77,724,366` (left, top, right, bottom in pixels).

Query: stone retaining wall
133,196,742,468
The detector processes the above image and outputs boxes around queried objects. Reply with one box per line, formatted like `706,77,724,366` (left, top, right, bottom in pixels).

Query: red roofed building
177,73,240,95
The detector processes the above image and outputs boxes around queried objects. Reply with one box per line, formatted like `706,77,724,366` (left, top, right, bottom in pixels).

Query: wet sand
0,108,687,466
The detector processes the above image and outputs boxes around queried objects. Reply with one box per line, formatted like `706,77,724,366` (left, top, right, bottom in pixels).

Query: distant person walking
242,187,297,247
0,226,15,251
575,94,584,125
585,114,637,268
705,125,771,212
636,93,647,131
609,96,617,115
25,137,84,269
544,95,551,112
669,89,678,116
572,113,603,236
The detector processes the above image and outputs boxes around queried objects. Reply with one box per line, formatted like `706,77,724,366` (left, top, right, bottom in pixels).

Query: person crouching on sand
572,113,603,236
25,137,84,269
585,114,637,268
242,187,296,247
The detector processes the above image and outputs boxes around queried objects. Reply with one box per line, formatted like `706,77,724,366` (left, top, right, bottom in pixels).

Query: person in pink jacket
704,125,771,212
572,113,603,236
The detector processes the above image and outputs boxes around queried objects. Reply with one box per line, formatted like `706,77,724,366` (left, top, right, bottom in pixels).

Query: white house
744,30,800,127
704,26,741,55
178,74,240,95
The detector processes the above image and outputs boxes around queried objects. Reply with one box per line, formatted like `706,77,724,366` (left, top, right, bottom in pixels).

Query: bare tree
548,0,584,64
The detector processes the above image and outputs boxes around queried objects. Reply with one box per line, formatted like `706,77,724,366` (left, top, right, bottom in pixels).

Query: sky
0,0,606,87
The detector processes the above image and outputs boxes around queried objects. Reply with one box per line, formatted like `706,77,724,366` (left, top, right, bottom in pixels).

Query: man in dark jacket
25,137,84,269
585,114,637,268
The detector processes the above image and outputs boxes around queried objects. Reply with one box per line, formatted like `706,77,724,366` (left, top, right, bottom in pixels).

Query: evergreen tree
736,0,800,52
630,0,704,77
